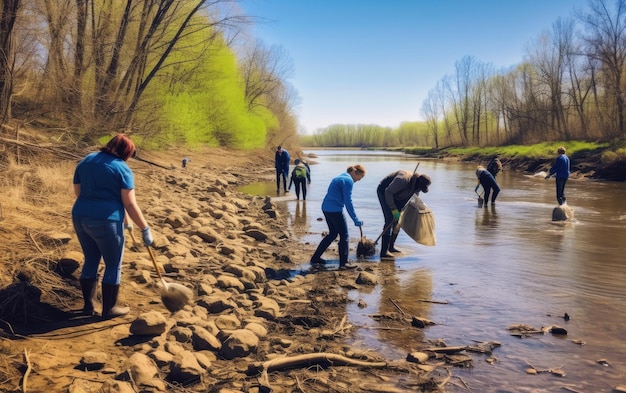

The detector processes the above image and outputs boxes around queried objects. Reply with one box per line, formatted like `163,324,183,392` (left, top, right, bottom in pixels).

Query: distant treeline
302,0,626,150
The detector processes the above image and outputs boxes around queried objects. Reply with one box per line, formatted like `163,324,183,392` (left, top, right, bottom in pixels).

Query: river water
241,149,626,392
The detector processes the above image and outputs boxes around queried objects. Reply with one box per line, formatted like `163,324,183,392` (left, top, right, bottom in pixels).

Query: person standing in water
274,145,290,194
377,170,431,259
475,165,501,207
545,146,570,205
310,164,366,270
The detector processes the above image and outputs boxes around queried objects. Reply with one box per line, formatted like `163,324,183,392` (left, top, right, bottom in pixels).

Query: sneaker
388,247,401,253
310,258,327,265
339,262,357,270
380,254,396,260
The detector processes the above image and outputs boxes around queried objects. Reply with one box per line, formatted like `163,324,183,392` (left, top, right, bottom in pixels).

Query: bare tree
0,0,20,123
421,87,441,149
239,40,293,112
580,0,626,137
526,17,575,139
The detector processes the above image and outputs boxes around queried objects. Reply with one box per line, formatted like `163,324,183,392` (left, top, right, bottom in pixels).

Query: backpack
294,165,307,179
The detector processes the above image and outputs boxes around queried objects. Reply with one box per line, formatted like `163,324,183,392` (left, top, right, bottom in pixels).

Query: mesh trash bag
399,195,436,246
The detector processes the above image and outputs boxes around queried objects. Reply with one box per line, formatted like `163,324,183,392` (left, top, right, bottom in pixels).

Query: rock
406,352,429,363
244,322,268,338
552,204,574,221
244,229,269,241
215,314,241,330
100,380,135,393
130,311,168,336
216,274,245,292
79,351,108,371
253,297,281,320
355,271,377,285
197,294,237,313
147,349,174,368
191,326,222,351
117,352,164,391
169,350,206,384
219,329,259,360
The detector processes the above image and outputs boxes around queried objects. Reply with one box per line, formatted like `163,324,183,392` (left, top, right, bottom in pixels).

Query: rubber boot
380,234,394,259
80,278,97,316
388,231,401,254
101,284,130,319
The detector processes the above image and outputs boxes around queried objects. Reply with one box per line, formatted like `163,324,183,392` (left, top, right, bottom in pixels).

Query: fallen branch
389,298,408,317
417,298,448,304
22,349,32,393
249,352,387,375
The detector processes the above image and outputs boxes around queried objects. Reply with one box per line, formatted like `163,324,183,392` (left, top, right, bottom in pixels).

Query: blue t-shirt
321,172,360,224
72,152,134,221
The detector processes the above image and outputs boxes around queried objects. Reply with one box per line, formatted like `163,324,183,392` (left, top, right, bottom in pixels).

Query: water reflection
294,201,307,227
240,151,626,392
476,205,499,229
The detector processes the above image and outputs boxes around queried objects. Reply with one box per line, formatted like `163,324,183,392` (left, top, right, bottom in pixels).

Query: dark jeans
556,178,567,205
73,216,125,285
276,169,287,191
479,172,501,203
293,177,307,200
311,211,349,265
377,185,395,233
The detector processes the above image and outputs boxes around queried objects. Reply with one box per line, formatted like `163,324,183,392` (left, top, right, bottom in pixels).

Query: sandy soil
0,147,460,393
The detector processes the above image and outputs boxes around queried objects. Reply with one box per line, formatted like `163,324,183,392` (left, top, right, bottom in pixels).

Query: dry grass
0,156,79,324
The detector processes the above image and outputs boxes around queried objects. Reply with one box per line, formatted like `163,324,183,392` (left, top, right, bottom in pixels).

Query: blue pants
311,211,349,265
479,172,501,203
276,169,288,191
376,185,396,252
73,216,125,285
556,178,567,205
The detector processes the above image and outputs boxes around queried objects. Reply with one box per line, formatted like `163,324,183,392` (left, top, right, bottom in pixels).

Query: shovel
129,229,194,312
356,225,376,258
475,189,484,207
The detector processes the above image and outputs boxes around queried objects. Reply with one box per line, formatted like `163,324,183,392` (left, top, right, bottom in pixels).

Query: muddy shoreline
0,148,457,393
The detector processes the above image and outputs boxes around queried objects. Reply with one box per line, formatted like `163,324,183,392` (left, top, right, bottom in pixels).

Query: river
240,149,626,392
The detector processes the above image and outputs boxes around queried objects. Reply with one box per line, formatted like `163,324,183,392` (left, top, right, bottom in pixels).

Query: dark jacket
378,170,420,211
275,149,290,175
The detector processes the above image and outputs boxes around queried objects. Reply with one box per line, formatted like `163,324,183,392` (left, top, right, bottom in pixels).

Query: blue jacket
321,172,360,225
549,154,570,179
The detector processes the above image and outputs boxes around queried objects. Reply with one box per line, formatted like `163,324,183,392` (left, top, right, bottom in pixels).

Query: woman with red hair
72,134,153,318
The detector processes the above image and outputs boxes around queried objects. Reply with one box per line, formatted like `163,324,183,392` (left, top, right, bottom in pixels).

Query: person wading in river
377,170,431,260
310,164,366,270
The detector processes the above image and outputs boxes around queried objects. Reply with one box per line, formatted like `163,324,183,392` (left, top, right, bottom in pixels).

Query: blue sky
239,0,590,133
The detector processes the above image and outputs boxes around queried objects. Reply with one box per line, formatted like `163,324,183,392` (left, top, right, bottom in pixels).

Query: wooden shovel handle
128,228,163,280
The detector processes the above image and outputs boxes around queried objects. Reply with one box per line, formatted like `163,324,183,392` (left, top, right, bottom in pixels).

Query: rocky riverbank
0,147,458,393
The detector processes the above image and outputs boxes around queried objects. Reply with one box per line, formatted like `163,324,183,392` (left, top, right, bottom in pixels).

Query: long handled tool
129,230,194,312
356,225,376,257
474,186,484,207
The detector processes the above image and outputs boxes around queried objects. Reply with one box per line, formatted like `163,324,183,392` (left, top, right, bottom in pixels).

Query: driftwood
417,298,448,304
23,349,32,393
421,346,468,355
249,352,387,375
0,136,84,161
